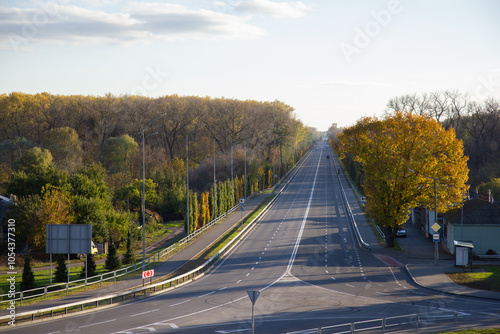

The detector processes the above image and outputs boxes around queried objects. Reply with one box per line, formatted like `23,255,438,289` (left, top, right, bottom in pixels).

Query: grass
447,266,500,292
0,221,182,308
437,330,500,334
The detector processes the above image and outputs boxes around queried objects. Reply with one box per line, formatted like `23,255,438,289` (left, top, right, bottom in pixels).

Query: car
396,228,407,238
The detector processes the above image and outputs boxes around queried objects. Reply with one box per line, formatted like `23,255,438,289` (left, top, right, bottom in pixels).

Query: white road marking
130,309,159,317
169,299,191,307
198,291,216,298
78,319,116,328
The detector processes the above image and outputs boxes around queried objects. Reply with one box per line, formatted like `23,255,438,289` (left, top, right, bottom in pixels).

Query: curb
404,264,500,302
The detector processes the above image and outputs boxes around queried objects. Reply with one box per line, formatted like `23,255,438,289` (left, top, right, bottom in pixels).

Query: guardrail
0,146,312,325
285,312,468,334
0,191,259,308
330,152,371,251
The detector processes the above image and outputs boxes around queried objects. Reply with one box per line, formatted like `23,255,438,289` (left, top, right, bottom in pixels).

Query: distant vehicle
396,228,407,238
91,241,98,255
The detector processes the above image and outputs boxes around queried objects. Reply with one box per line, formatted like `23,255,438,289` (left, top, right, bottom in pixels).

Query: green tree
13,146,53,173
338,111,469,247
105,243,121,271
100,134,138,174
54,255,68,283
80,254,97,278
41,127,83,173
21,255,36,291
122,231,135,265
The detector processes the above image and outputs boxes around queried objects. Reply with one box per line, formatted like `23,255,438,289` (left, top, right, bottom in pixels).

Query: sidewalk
335,154,500,302
0,193,271,316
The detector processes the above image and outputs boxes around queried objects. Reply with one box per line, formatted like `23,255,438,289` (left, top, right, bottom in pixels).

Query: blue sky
1,0,499,131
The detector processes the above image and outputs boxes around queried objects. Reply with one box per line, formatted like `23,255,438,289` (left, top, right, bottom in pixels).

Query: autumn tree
41,127,83,173
337,111,469,247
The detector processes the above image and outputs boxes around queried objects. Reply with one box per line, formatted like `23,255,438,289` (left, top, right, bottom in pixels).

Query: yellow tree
338,111,469,247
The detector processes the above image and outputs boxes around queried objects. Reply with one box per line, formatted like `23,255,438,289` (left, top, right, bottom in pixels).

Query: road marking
198,291,216,298
218,287,227,291
246,273,250,276
130,309,159,317
169,299,191,307
215,329,250,333
345,284,355,288
79,319,116,328
236,280,241,283
286,150,322,274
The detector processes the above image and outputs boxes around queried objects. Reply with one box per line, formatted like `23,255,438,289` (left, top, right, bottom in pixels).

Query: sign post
142,269,154,285
432,223,441,265
247,290,260,334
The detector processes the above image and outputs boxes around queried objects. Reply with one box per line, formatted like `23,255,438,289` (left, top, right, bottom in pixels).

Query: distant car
396,228,407,238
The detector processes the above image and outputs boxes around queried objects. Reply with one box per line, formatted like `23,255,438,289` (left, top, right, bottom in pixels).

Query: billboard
46,224,92,254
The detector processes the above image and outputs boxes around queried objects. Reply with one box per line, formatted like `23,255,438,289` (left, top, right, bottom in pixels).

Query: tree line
0,92,318,252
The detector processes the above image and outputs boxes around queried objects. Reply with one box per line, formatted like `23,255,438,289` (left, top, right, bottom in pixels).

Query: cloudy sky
1,0,499,130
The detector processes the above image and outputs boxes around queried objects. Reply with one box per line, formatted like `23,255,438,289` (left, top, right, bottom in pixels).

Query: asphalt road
5,142,500,333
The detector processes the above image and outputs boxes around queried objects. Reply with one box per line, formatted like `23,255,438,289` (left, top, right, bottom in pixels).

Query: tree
337,111,469,247
54,255,68,283
105,242,121,271
80,254,97,278
13,147,53,173
100,134,138,174
41,127,83,173
21,255,36,291
122,230,135,265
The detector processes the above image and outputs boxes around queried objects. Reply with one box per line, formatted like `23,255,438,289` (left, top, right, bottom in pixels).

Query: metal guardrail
0,146,313,325
285,312,459,334
330,152,371,251
0,191,259,308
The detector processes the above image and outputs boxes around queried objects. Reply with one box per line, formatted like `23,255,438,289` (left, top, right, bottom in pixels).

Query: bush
20,255,36,291
80,254,97,278
54,255,68,283
105,243,121,271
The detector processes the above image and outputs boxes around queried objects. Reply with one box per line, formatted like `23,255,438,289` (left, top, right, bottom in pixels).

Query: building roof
443,198,500,226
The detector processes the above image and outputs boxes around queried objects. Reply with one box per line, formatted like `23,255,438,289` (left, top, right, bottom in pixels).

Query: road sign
433,233,440,242
431,223,441,233
239,198,245,205
247,290,260,305
142,269,154,279
247,291,260,334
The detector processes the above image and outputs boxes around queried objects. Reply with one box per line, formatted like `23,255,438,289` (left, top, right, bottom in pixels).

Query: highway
6,142,500,333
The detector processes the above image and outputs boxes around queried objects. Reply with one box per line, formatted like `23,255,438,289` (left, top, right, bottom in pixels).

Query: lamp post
409,169,440,265
186,124,205,236
142,113,166,271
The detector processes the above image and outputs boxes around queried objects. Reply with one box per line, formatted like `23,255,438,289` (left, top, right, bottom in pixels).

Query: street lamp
186,124,205,236
409,169,440,265
142,113,166,271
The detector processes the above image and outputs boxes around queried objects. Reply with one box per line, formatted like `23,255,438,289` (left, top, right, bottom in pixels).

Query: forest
0,92,318,252
330,90,500,199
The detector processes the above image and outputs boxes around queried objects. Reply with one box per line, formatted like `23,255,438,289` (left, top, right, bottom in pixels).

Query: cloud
321,81,394,88
0,2,265,51
234,0,312,18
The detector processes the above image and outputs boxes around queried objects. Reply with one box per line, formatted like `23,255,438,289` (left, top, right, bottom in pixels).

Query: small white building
441,198,500,255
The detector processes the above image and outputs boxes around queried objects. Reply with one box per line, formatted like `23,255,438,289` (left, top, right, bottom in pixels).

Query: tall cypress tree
54,255,68,283
122,231,135,265
21,255,36,291
105,242,121,271
80,254,97,278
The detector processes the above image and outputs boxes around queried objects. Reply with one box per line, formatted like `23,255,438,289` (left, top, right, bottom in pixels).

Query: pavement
340,168,500,302
0,192,273,317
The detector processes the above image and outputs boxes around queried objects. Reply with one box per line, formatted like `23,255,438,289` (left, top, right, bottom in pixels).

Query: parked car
396,228,407,238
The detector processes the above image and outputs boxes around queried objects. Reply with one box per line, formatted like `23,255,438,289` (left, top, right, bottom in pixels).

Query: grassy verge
437,330,500,334
447,266,500,292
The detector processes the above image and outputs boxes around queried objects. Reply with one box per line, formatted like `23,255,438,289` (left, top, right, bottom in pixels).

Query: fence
0,190,259,308
0,144,311,324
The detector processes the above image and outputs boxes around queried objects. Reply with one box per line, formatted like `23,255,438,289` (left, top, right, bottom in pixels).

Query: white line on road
198,291,216,298
130,308,159,317
78,319,116,328
345,284,355,288
169,299,191,307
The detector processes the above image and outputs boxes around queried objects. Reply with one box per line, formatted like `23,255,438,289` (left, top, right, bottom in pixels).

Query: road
5,142,500,333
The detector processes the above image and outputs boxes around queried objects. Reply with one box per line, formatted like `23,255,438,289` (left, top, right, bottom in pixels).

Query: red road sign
142,269,154,279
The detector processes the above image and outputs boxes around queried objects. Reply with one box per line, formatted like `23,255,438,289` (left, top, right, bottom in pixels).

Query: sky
1,0,500,131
